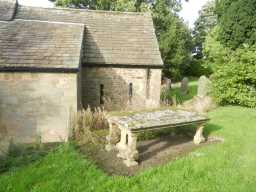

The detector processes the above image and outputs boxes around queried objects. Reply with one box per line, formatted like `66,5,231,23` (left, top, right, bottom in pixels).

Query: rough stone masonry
0,0,163,143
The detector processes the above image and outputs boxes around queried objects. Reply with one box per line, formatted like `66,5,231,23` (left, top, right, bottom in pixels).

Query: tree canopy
203,0,256,107
151,0,192,80
55,0,150,11
216,0,256,49
192,0,216,58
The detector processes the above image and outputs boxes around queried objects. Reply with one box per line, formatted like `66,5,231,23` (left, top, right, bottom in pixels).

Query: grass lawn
0,106,256,192
166,80,198,104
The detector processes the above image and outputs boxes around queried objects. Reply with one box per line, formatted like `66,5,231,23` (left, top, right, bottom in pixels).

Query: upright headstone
164,77,172,90
197,76,212,97
181,77,189,95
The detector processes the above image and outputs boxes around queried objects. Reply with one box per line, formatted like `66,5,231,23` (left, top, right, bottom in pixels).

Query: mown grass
0,106,256,192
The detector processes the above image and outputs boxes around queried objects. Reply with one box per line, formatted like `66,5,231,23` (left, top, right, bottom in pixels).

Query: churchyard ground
0,81,256,192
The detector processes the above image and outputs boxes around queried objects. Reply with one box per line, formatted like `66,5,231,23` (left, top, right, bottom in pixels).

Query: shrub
212,47,256,107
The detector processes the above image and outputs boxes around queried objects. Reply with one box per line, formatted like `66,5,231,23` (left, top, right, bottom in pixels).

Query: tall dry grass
160,86,174,106
0,125,9,157
69,107,108,145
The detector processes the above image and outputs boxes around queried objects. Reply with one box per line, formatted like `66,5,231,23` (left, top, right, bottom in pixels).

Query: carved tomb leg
105,120,120,151
123,131,139,167
116,126,128,159
193,124,206,145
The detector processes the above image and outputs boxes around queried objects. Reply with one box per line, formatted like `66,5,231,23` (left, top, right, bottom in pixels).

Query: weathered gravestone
163,77,172,90
181,96,216,114
180,76,216,114
197,76,212,97
181,77,189,95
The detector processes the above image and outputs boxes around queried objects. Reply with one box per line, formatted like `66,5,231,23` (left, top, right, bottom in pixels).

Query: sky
18,0,209,28
179,0,210,28
18,0,54,8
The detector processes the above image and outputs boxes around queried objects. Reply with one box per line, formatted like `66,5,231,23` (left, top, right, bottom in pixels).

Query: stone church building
0,0,163,142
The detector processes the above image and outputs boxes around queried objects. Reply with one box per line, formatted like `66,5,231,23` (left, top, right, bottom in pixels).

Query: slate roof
15,5,163,67
0,19,84,70
0,0,17,21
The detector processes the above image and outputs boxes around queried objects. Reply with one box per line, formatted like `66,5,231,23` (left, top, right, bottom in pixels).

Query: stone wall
0,72,78,143
82,67,161,110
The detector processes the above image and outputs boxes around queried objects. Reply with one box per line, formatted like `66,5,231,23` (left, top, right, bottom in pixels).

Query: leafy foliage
203,1,256,107
55,0,153,11
212,47,256,107
216,0,256,49
203,26,231,71
55,0,155,11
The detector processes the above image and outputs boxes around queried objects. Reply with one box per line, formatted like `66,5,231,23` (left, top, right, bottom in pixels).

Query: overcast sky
179,0,210,28
18,0,54,8
18,0,209,28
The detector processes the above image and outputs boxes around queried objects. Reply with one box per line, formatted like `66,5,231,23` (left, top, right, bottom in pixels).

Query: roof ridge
15,18,85,26
18,4,152,17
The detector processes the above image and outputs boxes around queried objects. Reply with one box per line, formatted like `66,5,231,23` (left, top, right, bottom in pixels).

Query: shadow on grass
0,143,58,174
138,134,191,162
137,123,222,162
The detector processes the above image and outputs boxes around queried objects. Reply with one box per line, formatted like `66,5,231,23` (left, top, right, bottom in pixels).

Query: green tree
193,0,216,58
216,0,256,49
55,0,186,11
185,0,217,78
147,0,193,80
203,26,228,71
152,0,192,80
202,0,256,107
55,0,151,11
